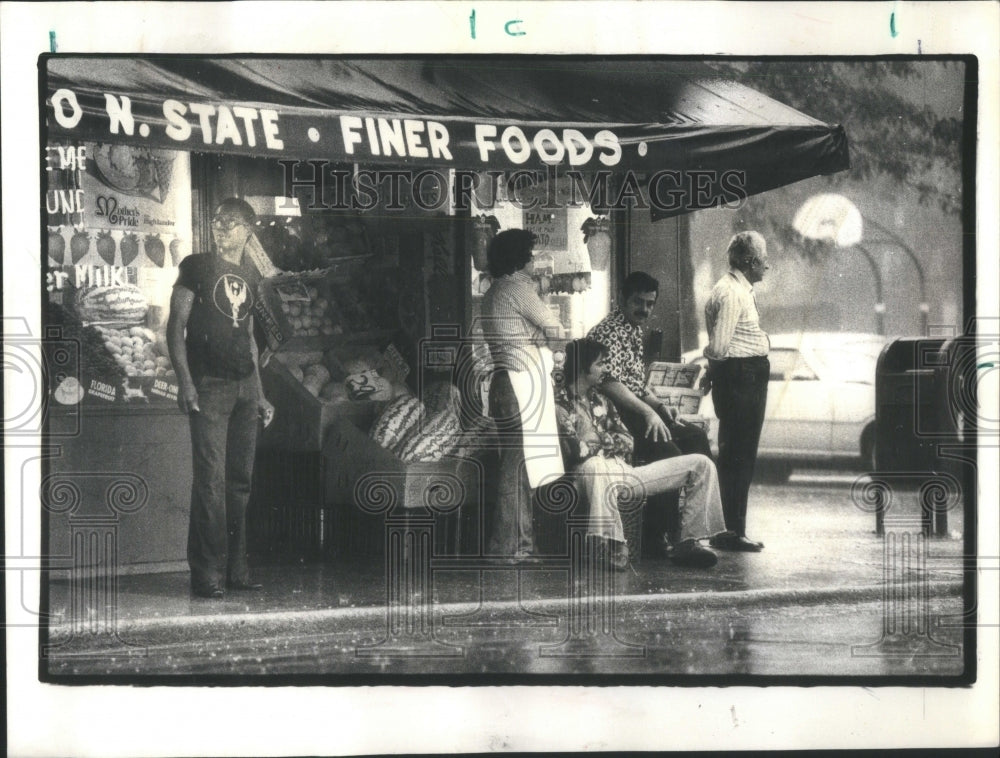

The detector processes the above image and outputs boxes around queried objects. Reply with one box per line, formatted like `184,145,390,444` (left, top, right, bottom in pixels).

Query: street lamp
861,214,929,336
792,193,886,335
793,193,930,336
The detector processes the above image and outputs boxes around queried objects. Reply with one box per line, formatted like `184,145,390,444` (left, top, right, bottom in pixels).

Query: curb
48,579,964,641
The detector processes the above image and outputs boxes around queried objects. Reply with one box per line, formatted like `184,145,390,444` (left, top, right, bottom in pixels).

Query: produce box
649,386,704,415
260,356,378,451
257,270,347,350
647,361,702,389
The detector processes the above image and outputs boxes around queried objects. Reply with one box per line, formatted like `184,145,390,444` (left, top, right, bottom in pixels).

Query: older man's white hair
727,231,767,269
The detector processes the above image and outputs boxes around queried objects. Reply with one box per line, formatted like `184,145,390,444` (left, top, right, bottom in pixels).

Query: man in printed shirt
701,231,771,552
587,272,713,551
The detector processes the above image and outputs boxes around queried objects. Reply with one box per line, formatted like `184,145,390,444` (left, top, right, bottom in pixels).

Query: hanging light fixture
581,216,611,270
469,213,500,272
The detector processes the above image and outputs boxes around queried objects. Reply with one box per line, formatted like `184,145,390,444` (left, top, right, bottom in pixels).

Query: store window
45,140,192,405
468,173,612,344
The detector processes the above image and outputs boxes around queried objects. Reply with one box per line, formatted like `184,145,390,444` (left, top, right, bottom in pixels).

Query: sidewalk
43,472,969,676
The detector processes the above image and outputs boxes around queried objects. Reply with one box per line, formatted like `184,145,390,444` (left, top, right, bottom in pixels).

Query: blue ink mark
890,12,897,37
469,9,476,39
49,30,57,53
505,19,525,36
977,362,995,370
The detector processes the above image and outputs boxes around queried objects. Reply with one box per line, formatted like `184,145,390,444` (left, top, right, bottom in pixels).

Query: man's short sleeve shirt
587,309,646,395
175,253,260,381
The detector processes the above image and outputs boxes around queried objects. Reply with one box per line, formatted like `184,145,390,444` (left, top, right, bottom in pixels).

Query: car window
814,347,879,384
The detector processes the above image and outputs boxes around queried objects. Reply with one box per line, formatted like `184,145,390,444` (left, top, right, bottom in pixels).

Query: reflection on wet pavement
43,475,970,678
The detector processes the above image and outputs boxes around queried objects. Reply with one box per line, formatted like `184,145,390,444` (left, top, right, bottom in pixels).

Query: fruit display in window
96,231,117,265
301,363,331,397
120,232,141,266
370,394,424,452
144,233,165,267
48,228,66,264
75,284,149,324
94,324,174,380
45,301,125,383
286,357,348,403
277,282,343,338
70,228,91,263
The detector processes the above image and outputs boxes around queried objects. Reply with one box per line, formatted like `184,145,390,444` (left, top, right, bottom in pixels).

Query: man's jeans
619,406,713,545
187,374,259,591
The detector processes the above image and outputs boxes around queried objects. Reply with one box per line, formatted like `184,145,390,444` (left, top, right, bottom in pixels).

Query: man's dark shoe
192,584,225,599
226,579,264,591
668,539,718,568
710,531,764,552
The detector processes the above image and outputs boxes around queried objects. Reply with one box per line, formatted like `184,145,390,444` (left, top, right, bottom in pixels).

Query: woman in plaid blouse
556,339,727,569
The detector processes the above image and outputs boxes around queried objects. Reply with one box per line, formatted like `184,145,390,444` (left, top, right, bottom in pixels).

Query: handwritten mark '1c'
505,19,525,36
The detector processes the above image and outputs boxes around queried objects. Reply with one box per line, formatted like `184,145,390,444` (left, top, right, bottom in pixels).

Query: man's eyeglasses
211,217,245,232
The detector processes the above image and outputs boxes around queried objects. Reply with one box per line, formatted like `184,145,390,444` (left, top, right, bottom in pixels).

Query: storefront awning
44,57,849,216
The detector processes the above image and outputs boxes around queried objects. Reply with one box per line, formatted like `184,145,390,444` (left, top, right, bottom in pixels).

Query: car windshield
813,344,882,384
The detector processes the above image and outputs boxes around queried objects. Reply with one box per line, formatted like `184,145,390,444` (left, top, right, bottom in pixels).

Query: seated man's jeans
575,453,725,545
619,406,713,546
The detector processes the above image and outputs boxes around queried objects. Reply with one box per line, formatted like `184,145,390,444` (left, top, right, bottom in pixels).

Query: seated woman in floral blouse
555,338,727,569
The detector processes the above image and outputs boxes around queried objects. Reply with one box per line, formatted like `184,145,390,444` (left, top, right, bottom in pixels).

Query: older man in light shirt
701,231,771,552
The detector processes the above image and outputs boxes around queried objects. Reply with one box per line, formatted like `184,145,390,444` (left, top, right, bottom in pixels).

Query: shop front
41,57,849,572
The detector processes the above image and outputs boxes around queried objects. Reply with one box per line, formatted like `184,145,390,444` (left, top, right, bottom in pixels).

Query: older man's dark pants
711,357,769,537
619,407,713,546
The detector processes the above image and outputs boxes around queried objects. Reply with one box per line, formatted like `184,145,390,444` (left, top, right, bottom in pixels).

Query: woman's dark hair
487,229,535,277
622,271,659,300
563,338,608,388
213,197,257,224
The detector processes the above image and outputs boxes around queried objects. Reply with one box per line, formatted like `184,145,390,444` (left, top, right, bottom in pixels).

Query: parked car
681,332,887,480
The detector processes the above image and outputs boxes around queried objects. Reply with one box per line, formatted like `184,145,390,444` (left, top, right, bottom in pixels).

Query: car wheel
756,460,793,483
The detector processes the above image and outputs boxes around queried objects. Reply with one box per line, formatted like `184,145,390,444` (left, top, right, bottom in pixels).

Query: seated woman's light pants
575,453,726,545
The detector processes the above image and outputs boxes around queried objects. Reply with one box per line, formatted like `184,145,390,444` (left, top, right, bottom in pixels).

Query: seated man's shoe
226,578,264,591
192,584,225,599
668,539,718,568
709,531,764,552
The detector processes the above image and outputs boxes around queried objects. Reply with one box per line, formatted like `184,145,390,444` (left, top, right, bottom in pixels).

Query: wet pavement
43,470,970,678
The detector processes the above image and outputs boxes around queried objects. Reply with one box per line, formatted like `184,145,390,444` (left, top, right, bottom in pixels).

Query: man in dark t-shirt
167,198,274,599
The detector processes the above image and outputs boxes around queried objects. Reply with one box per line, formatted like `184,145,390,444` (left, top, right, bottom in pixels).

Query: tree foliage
711,60,964,215
707,61,965,260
